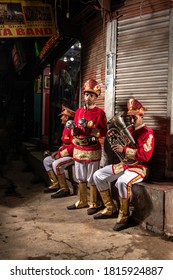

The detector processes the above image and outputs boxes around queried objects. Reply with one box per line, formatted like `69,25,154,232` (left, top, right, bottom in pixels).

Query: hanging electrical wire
79,0,96,4
66,0,70,18
55,0,58,29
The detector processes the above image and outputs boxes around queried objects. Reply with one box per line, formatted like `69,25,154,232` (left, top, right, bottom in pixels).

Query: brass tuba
107,112,136,164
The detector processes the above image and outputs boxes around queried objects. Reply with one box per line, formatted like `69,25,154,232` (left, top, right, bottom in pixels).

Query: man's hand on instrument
54,154,60,160
111,143,124,153
51,152,59,159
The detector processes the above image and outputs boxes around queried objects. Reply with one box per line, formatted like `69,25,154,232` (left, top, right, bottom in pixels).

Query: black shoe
113,222,129,231
44,188,59,193
94,211,118,219
67,204,89,210
113,218,138,231
87,205,104,215
51,189,70,199
67,204,77,210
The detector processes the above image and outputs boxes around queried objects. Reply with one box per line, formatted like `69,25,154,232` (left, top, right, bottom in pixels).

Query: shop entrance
39,40,81,146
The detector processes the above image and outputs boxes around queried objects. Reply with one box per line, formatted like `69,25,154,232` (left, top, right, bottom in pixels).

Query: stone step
131,181,173,237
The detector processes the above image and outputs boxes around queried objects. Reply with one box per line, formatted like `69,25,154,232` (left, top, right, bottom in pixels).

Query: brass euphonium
107,112,136,164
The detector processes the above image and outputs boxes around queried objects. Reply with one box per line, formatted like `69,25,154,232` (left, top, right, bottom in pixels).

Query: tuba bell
107,112,136,165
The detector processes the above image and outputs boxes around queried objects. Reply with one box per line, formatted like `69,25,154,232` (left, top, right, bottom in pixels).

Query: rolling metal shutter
115,9,169,178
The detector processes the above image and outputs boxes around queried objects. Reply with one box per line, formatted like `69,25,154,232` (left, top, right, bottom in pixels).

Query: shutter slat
115,8,169,178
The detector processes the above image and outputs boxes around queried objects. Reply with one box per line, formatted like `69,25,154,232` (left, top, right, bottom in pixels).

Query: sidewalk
1,157,173,260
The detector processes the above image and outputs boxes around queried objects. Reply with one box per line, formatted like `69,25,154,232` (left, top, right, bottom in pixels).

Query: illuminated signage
39,32,60,60
0,0,58,38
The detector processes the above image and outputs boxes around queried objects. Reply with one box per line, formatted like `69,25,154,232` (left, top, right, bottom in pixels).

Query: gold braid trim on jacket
125,147,136,160
59,149,69,157
73,148,101,161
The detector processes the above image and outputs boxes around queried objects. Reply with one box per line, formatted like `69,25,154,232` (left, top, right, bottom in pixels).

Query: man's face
129,114,143,128
61,114,69,125
84,92,97,106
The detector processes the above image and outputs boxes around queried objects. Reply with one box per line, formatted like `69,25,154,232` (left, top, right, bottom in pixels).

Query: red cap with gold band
83,79,101,96
59,105,75,118
127,98,146,116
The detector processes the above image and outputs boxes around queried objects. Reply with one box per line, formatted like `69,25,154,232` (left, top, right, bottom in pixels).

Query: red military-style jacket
112,124,155,178
57,127,74,158
73,106,107,162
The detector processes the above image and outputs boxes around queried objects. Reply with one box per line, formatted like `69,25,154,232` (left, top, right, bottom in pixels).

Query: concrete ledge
131,182,173,236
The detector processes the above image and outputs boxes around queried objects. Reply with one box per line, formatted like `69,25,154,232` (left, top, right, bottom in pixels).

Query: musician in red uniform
67,79,107,214
93,98,155,231
43,105,75,198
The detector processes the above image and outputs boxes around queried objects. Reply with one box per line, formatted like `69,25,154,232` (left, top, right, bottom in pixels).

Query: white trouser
43,156,74,175
75,161,100,185
93,164,143,199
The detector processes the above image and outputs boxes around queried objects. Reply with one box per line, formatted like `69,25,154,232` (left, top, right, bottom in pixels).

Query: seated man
93,98,155,231
43,105,75,198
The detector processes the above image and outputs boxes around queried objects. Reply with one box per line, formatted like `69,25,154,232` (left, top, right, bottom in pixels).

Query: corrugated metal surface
113,0,172,20
115,9,170,178
81,15,106,109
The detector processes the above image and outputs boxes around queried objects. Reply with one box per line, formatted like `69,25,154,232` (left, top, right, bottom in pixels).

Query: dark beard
86,100,94,106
